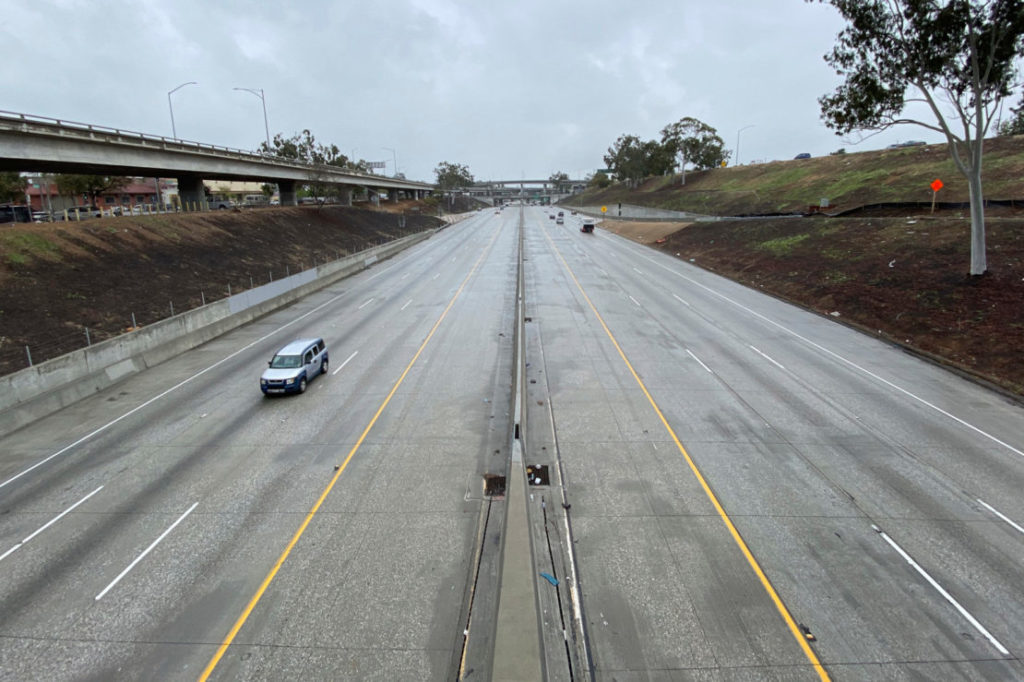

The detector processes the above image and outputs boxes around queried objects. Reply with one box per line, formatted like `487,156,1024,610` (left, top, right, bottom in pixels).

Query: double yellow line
200,227,503,680
541,226,830,681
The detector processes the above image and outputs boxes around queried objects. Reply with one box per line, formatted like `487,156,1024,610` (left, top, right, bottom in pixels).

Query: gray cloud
3,1,951,182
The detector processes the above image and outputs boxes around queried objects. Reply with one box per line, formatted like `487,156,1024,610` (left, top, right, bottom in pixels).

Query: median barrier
0,230,436,437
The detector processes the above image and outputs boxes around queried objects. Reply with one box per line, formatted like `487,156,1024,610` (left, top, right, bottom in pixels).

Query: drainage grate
483,473,506,497
526,464,550,486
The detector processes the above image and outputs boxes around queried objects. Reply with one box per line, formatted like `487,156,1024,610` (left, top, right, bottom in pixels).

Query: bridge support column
278,181,298,206
391,188,400,203
177,175,207,211
338,187,352,206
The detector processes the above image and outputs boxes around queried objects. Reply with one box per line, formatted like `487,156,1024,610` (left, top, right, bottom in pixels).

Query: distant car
58,205,103,220
581,219,595,234
570,210,577,215
32,211,52,222
260,338,328,395
557,211,564,217
794,153,811,159
0,204,32,223
548,214,555,220
556,216,564,224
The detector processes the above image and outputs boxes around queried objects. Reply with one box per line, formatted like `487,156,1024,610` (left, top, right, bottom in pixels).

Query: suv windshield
270,354,302,369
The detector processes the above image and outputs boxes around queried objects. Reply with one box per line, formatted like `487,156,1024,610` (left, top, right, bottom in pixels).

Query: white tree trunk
966,166,987,275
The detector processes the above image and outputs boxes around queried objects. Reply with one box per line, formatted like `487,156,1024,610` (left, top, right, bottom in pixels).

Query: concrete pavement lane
0,211,518,680
5,202,1024,681
526,208,1024,679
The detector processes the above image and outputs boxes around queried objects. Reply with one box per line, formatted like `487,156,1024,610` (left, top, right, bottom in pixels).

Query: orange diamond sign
931,179,943,192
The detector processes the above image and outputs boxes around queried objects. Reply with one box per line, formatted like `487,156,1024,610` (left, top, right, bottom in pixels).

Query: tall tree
0,172,26,203
54,174,129,206
604,135,677,187
811,0,1024,275
603,134,647,187
434,161,474,190
548,171,569,193
997,101,1024,135
588,171,611,189
660,117,729,185
260,130,358,207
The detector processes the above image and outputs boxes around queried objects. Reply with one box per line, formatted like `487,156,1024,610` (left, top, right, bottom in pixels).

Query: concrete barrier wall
575,204,714,221
0,230,435,437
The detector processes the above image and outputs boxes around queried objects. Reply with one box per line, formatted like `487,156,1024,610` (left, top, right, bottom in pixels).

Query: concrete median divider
0,229,436,438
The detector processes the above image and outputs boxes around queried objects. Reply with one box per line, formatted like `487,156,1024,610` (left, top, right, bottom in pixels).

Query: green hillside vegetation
566,134,1024,216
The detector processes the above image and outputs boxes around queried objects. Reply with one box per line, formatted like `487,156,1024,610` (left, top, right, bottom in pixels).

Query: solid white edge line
977,499,1024,536
873,525,1009,655
626,246,1024,459
358,298,374,309
749,345,786,370
331,351,359,376
21,485,104,545
686,349,713,374
672,293,690,307
400,299,413,311
628,295,641,307
95,501,198,601
0,258,390,490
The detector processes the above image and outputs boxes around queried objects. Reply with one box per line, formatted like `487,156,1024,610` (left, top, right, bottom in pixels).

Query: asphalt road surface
1,206,1023,681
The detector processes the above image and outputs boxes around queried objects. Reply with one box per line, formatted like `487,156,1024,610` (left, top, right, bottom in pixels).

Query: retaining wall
573,204,714,221
0,230,435,437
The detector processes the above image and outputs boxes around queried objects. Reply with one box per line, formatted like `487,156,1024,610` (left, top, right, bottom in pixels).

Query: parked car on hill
57,205,102,220
0,204,32,223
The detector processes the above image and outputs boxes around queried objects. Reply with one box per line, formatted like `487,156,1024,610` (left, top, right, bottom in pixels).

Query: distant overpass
0,111,434,208
463,178,586,205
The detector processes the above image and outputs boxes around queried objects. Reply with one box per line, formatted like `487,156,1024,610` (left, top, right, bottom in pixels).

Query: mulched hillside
0,204,442,374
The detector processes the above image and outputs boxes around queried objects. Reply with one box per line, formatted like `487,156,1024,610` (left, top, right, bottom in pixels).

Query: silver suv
260,338,328,395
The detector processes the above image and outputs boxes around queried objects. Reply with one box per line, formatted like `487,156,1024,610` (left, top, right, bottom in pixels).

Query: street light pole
382,147,397,177
234,87,271,151
167,81,198,139
736,124,755,167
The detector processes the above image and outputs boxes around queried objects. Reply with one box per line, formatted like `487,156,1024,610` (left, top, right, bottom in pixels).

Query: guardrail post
25,346,32,367
85,327,91,346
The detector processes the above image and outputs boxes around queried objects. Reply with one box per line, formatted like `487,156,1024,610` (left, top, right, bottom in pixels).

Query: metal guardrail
0,110,434,189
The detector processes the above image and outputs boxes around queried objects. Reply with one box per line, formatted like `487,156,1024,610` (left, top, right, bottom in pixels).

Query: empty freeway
1,207,1023,680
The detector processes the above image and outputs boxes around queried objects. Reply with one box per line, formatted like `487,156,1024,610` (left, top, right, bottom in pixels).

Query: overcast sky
5,1,953,182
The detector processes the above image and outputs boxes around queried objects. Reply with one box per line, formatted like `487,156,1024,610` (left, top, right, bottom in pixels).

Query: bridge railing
0,110,433,188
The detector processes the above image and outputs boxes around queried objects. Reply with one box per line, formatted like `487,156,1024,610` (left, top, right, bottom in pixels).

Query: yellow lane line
199,227,503,681
542,227,830,681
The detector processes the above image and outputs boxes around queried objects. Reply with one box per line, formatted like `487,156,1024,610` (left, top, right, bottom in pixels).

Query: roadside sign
930,178,943,213
600,206,607,213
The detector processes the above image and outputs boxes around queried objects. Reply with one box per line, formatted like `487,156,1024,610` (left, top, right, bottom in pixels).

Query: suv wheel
321,358,329,374
298,377,307,393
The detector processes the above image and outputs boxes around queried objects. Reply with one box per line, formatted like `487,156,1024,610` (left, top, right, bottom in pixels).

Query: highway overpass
0,110,434,209
463,178,586,205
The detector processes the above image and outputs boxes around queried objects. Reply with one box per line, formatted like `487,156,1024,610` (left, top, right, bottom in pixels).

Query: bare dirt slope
602,211,1024,397
0,203,442,374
